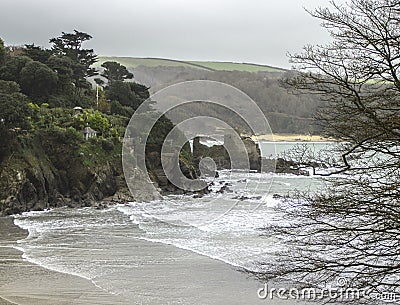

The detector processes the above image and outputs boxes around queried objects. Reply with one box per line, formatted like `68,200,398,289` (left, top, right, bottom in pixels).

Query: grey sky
0,0,341,68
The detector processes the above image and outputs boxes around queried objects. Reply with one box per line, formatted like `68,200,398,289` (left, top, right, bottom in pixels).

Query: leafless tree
263,1,400,303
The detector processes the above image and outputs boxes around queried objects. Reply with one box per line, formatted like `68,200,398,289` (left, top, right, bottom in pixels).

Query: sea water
12,142,331,302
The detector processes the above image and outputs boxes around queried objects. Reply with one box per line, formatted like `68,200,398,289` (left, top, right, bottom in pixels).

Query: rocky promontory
0,128,202,216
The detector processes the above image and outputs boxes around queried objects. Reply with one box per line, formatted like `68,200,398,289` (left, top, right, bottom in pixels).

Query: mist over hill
96,57,324,135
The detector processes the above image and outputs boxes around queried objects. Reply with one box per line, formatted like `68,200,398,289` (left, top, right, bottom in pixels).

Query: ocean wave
136,236,276,274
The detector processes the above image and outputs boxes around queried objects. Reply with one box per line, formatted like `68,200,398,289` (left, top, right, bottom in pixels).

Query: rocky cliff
0,130,160,216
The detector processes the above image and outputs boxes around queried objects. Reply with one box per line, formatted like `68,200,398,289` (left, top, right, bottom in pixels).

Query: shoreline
0,216,129,305
1,215,307,304
252,133,336,142
0,297,17,305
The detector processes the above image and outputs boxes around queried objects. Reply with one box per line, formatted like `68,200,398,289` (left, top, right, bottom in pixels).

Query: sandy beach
0,217,130,305
0,216,308,305
252,134,335,142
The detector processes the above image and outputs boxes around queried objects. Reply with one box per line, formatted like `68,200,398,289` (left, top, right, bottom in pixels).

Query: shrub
101,138,114,151
65,126,81,143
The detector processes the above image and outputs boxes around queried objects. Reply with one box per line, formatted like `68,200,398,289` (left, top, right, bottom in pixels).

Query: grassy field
188,61,285,72
94,57,201,69
95,56,286,73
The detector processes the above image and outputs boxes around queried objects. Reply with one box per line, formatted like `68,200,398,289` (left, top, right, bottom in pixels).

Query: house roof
83,126,97,134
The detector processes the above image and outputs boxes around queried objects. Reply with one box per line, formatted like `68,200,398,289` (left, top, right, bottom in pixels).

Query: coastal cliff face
0,131,160,216
1,130,303,216
192,136,262,172
0,129,205,216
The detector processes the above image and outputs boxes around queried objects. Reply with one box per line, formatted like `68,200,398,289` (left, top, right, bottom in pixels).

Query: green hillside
188,61,285,72
95,57,286,73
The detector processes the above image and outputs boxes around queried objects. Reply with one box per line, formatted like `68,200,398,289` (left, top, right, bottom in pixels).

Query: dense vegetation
0,31,178,163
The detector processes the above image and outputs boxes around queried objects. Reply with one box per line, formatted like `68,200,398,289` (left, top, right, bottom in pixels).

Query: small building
83,126,97,141
73,106,83,116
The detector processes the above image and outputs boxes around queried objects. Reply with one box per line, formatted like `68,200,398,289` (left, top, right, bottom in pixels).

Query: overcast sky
0,0,341,69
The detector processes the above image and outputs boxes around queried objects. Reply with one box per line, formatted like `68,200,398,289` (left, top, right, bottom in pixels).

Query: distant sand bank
252,134,335,142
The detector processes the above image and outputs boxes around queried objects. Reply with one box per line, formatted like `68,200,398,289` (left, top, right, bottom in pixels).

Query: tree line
132,65,324,134
0,30,174,165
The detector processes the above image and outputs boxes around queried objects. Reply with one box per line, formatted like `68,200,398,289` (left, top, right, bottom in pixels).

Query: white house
83,126,97,141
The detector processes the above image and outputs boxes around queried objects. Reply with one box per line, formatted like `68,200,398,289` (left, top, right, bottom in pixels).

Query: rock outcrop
192,135,262,172
261,158,310,176
190,133,311,176
0,131,160,216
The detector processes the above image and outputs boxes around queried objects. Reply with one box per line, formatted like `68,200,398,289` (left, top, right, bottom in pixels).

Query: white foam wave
9,167,314,294
137,236,270,274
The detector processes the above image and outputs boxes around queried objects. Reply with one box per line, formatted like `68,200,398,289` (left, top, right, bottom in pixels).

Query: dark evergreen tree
0,80,31,157
0,55,32,84
101,61,133,85
24,44,51,63
0,38,6,66
49,30,97,92
129,82,149,100
105,81,139,109
46,56,74,95
19,61,58,99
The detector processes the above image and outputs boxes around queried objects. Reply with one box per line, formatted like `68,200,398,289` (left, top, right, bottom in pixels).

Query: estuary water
12,142,332,304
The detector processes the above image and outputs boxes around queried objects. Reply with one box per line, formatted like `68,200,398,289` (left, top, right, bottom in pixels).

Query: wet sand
0,296,16,305
0,216,305,304
0,217,129,305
